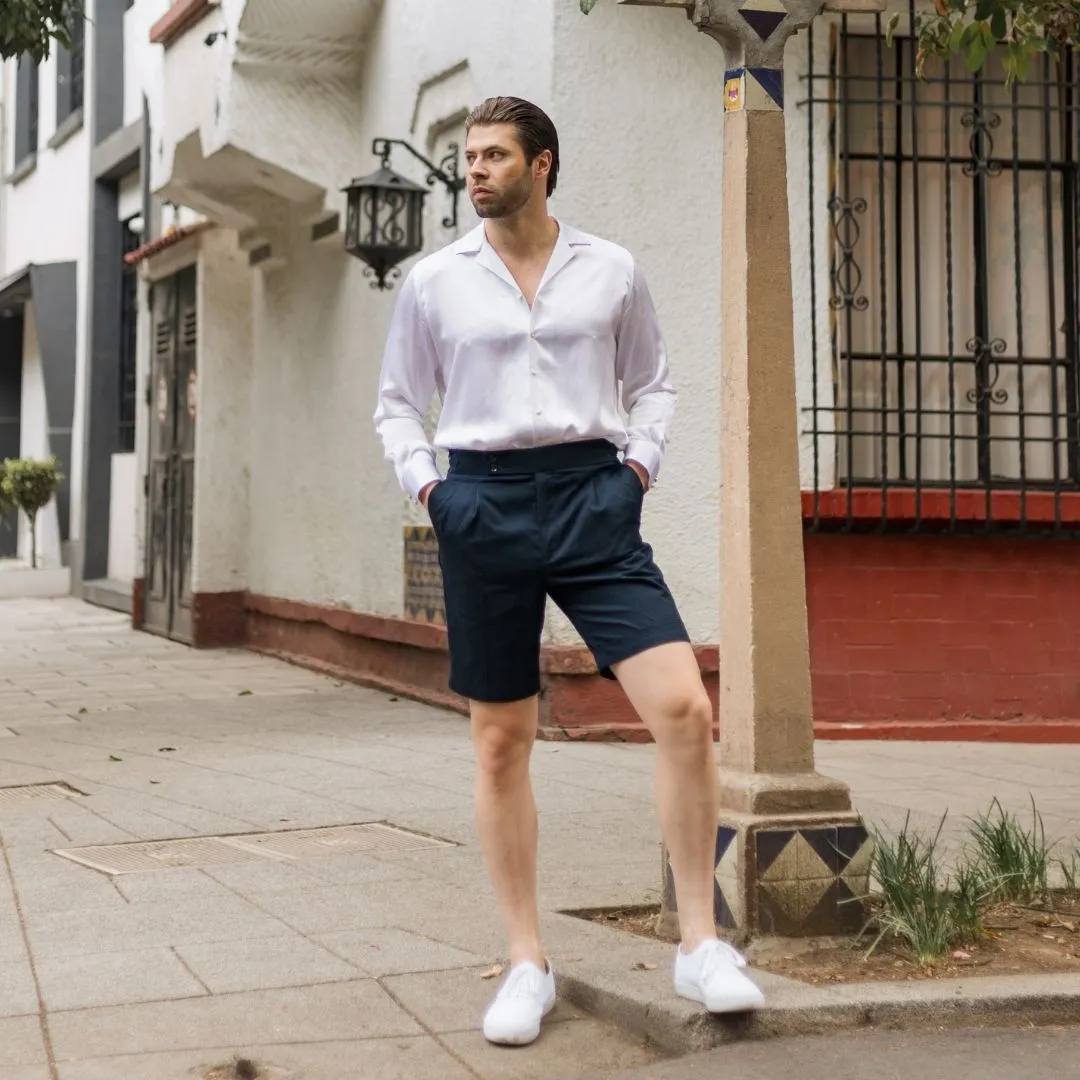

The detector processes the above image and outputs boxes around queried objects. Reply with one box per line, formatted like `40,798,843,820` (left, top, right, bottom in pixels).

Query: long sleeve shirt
373,220,676,501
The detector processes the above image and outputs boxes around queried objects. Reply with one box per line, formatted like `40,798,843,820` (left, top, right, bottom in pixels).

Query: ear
533,149,552,182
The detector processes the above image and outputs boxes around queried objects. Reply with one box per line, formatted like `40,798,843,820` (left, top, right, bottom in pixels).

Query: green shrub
1,457,62,569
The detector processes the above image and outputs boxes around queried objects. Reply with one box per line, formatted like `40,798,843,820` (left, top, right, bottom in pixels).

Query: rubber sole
483,993,557,1046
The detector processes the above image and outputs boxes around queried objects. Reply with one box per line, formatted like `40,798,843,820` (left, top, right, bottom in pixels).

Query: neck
483,201,558,259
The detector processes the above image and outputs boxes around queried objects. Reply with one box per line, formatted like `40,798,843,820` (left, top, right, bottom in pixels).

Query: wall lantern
342,138,465,290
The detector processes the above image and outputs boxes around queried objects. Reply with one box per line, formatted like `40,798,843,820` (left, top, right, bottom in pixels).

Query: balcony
149,0,382,248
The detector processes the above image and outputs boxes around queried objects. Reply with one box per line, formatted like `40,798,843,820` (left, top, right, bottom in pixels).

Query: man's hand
626,460,649,491
419,480,440,508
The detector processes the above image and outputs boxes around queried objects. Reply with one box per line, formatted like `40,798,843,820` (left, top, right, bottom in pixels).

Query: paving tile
48,981,420,1057
440,1018,659,1078
35,948,207,1011
175,935,362,993
56,1035,474,1080
4,1069,53,1080
316,928,484,978
26,895,294,958
382,966,585,1033
0,1015,47,1068
0,960,38,1017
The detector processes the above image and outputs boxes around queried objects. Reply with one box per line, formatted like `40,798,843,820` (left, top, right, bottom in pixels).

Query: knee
656,690,714,750
474,723,532,784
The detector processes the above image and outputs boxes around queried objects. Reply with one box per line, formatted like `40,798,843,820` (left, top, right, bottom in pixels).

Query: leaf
974,0,994,20
990,7,1007,41
965,35,988,72
580,0,601,12
108,754,122,762
632,961,658,971
238,689,253,697
480,964,504,980
951,949,972,960
886,12,901,45
158,747,177,752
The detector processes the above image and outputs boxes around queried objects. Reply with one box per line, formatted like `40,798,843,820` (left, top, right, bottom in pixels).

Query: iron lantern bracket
371,138,466,231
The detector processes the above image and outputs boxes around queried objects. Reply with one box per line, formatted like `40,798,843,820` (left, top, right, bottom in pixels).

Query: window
802,5,1080,534
119,217,141,453
56,13,85,126
14,55,39,165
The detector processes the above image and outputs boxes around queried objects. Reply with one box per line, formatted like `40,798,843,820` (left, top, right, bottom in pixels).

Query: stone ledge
556,933,1080,1057
0,565,71,599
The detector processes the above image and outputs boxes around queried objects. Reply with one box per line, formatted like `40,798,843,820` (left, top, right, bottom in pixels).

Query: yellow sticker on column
724,71,743,112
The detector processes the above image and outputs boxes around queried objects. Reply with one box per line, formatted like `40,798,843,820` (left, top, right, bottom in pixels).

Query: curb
557,960,1080,1056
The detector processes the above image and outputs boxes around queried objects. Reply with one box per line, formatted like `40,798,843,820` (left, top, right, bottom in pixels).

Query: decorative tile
746,67,784,112
803,827,841,876
755,829,793,877
738,8,786,40
403,526,445,624
715,826,736,868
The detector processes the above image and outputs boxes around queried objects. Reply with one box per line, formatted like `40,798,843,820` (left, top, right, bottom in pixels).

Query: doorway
143,265,197,641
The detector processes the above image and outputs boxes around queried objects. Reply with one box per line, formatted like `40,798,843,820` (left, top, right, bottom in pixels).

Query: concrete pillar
621,0,874,938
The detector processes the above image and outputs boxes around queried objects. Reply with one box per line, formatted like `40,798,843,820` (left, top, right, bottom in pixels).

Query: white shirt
373,220,676,501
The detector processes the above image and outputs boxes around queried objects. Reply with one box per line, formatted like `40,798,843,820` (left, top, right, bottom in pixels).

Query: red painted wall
805,534,1080,733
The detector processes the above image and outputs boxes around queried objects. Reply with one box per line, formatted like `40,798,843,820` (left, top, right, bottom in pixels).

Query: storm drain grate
0,782,85,804
53,821,453,875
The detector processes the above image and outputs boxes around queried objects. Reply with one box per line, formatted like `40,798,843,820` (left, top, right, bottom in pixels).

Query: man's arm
614,260,677,488
373,272,443,504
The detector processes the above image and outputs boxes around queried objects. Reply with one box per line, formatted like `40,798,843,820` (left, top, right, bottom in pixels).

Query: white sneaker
482,960,557,1045
674,938,766,1013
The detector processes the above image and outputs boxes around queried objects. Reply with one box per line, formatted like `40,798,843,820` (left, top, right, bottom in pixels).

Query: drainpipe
0,62,7,279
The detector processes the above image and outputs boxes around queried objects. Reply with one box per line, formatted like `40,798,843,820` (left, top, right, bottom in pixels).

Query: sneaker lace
699,939,749,981
499,964,546,1000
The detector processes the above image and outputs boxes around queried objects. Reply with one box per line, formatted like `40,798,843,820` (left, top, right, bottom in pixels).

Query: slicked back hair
464,96,560,197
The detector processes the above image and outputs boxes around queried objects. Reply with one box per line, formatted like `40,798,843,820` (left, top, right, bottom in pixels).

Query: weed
968,796,1052,904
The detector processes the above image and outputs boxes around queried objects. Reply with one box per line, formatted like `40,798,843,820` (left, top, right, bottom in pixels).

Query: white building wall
245,0,556,614
1,28,92,560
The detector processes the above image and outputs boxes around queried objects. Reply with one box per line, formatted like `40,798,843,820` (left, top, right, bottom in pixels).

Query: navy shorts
426,439,690,703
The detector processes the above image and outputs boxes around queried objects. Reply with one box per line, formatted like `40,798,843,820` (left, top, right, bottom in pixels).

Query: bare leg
613,642,719,952
471,695,546,969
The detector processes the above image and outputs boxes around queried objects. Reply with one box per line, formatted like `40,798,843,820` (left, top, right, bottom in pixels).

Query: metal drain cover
53,821,453,875
0,782,85,804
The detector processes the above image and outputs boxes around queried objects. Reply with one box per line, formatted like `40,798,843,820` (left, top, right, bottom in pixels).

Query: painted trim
149,0,214,46
7,154,37,186
47,108,84,151
126,222,214,269
803,488,1080,526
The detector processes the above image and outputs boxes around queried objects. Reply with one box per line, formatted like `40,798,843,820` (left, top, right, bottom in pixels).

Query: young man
374,96,764,1046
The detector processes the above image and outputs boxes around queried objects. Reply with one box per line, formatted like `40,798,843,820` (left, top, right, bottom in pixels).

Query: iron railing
800,6,1080,534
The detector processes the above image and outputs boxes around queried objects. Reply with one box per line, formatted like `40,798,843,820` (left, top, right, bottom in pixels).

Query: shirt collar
451,220,591,294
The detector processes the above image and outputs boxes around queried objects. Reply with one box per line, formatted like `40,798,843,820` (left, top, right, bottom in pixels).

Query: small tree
0,0,83,63
1,457,62,569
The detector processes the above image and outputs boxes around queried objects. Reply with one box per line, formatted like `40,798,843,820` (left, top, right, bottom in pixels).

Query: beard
471,171,535,219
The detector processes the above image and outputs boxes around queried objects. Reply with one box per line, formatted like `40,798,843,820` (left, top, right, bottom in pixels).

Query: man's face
464,123,541,220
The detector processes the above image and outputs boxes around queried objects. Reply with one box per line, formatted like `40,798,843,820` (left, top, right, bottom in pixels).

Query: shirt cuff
403,456,443,503
624,439,662,485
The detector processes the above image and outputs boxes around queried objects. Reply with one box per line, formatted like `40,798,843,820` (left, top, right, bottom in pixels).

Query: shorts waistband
448,439,619,476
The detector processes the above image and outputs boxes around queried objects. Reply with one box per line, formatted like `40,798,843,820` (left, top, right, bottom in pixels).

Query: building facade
6,0,1076,740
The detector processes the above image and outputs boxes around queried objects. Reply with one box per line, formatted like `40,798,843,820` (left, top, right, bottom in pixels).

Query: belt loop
488,454,499,474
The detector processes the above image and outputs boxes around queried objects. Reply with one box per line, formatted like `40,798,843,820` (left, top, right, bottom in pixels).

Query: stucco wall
193,0,838,651
191,229,253,595
245,0,556,613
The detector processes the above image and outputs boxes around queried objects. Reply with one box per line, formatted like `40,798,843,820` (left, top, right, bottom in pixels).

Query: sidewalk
2,599,1079,1079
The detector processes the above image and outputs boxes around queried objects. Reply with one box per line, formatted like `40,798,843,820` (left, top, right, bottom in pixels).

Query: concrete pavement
1,598,1080,1079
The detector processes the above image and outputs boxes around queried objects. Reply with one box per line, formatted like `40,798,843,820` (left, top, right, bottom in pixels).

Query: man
374,96,764,1047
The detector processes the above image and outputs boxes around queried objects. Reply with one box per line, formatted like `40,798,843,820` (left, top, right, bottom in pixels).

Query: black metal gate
143,266,196,641
801,8,1080,533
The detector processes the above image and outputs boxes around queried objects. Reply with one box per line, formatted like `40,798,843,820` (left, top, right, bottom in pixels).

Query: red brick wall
805,534,1080,732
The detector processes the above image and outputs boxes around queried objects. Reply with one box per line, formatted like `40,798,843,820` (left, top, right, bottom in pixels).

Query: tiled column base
660,813,873,940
